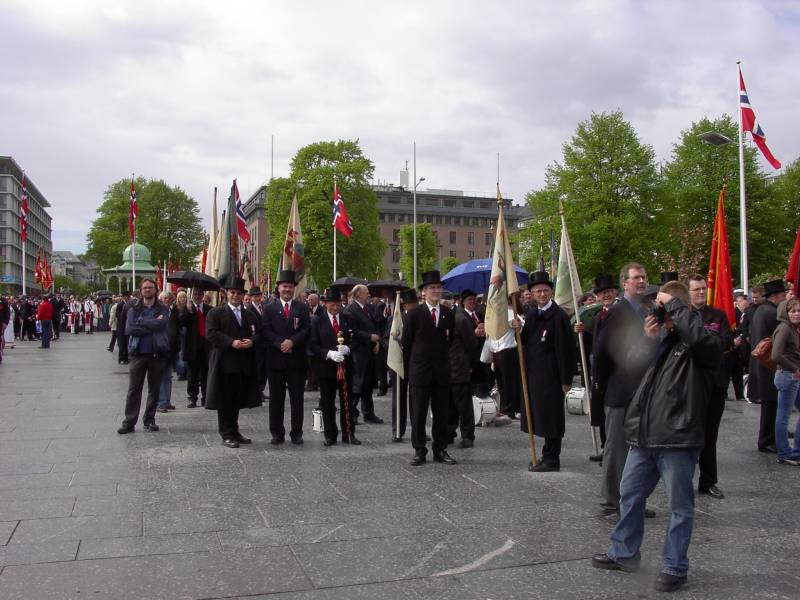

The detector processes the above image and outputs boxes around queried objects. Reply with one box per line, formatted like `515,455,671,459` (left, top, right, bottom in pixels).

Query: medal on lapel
540,328,548,343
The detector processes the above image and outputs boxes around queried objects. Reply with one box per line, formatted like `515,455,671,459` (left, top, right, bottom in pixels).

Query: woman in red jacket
36,295,54,349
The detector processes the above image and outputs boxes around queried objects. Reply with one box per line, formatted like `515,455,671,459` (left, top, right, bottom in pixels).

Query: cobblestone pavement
0,333,798,599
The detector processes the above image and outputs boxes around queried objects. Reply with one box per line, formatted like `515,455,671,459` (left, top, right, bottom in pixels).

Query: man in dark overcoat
184,288,212,407
447,288,481,448
403,270,457,466
517,271,575,472
246,286,268,395
308,287,361,446
116,290,132,365
343,284,384,424
262,270,311,444
204,275,262,448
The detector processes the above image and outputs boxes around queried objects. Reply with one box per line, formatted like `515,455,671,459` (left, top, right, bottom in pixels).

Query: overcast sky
3,0,798,254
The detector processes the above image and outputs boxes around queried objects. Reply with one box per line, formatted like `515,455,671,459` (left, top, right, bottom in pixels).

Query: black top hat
418,270,443,289
324,287,343,303
399,288,418,305
121,290,131,297
593,274,618,294
248,286,263,296
460,288,478,301
527,270,554,290
276,270,297,286
660,271,679,285
763,278,788,297
219,274,246,293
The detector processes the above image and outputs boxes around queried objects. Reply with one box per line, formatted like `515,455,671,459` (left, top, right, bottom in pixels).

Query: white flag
387,292,404,378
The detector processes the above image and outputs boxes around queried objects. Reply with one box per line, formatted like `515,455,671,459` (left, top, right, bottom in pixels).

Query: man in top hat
515,271,575,472
204,275,262,447
404,271,457,465
575,274,620,458
660,271,679,285
308,286,360,446
51,291,64,340
447,288,483,448
246,286,268,395
750,278,789,452
262,270,311,444
343,284,384,424
388,288,418,442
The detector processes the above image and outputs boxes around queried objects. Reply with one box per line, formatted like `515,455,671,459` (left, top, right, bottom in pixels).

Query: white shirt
228,303,243,324
282,300,292,314
536,300,553,314
327,311,340,328
485,307,523,353
426,301,440,327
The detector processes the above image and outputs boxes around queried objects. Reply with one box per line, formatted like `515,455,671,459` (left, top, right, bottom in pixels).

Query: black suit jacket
404,303,455,387
697,304,733,389
308,312,352,379
262,299,310,370
206,304,260,374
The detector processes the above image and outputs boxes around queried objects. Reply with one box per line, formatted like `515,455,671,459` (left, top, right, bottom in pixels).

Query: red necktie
332,314,340,336
283,303,289,319
431,308,437,325
363,305,369,316
471,313,479,326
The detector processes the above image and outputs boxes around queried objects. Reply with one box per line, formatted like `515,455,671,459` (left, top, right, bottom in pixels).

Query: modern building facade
0,156,53,293
241,184,269,284
374,181,529,280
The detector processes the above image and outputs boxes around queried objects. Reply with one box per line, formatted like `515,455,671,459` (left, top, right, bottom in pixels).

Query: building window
485,232,492,246
444,199,455,208
449,231,456,244
449,250,457,258
387,214,395,223
463,200,474,208
435,215,442,224
480,201,491,209
468,251,475,259
392,247,401,263
471,217,479,226
467,232,474,245
393,229,400,242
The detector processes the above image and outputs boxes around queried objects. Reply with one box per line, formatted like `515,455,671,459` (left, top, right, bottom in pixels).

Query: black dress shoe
234,433,252,444
342,436,362,445
410,454,426,466
144,423,160,432
654,572,687,592
270,438,284,445
166,404,176,410
698,484,724,499
187,401,197,408
759,445,777,454
323,439,337,446
391,436,403,443
458,439,474,449
589,454,603,462
222,439,240,448
528,460,559,472
433,450,457,465
157,408,168,413
117,426,134,434
591,553,638,573
291,437,304,445
364,414,384,424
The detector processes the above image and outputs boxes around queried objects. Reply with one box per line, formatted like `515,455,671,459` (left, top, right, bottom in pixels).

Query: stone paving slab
0,333,799,599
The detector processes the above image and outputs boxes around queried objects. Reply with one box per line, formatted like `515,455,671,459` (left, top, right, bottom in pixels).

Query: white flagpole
131,173,137,291
333,178,337,280
21,170,26,296
736,60,749,296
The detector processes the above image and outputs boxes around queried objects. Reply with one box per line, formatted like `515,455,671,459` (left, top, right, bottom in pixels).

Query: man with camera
592,281,722,592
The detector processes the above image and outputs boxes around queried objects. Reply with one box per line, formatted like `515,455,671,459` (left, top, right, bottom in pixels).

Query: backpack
751,337,777,371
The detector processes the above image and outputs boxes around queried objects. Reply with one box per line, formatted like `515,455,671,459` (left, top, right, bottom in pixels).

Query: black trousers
187,339,209,403
390,372,409,439
410,383,450,455
758,401,777,449
122,354,167,428
448,382,475,442
497,347,521,416
52,317,60,339
352,391,376,419
319,375,354,441
542,437,562,466
108,330,117,351
727,355,745,400
217,372,245,440
268,368,306,440
699,386,726,488
118,334,129,363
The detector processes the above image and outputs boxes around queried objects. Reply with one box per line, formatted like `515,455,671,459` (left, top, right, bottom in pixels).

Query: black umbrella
367,280,409,297
329,276,368,292
166,270,221,291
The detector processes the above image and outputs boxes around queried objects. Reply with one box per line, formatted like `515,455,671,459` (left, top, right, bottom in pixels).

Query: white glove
326,350,345,363
337,344,350,356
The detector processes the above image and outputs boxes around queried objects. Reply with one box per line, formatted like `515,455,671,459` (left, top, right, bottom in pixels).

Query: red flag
786,224,800,286
129,177,138,242
739,66,781,170
234,180,250,242
20,172,28,242
707,186,736,327
45,264,53,290
156,265,163,291
332,185,353,238
201,247,208,273
34,248,42,284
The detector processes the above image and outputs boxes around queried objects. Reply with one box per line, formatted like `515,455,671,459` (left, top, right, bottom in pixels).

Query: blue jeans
608,446,699,577
158,363,173,408
773,370,800,460
40,321,52,348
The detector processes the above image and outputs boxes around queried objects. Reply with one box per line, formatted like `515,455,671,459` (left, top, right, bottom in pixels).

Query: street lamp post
412,141,425,288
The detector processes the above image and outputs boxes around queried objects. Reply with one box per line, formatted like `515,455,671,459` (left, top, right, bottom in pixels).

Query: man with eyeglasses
687,274,733,500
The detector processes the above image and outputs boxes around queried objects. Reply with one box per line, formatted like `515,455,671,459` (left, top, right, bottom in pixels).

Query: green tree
659,115,788,282
525,111,663,280
768,157,800,275
399,223,438,284
441,255,460,275
263,140,386,287
86,178,206,270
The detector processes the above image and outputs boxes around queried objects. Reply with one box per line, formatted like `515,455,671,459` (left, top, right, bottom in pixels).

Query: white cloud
2,0,797,254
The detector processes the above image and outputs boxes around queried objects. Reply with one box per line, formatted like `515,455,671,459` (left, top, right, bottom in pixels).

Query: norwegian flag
129,177,138,241
234,180,250,242
332,185,353,238
739,66,781,170
20,171,28,242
